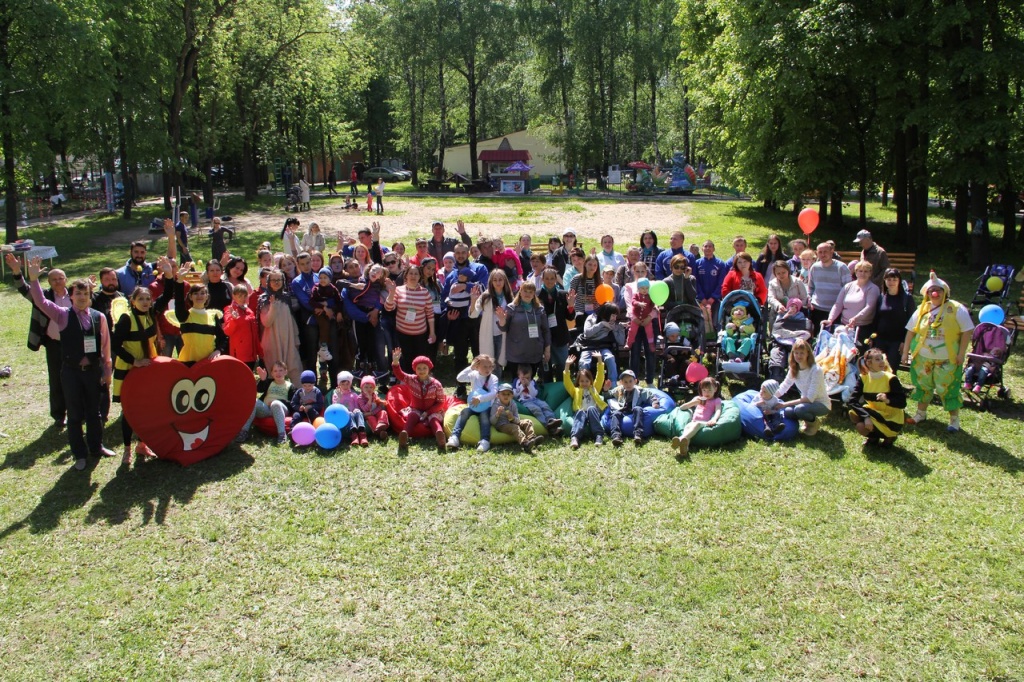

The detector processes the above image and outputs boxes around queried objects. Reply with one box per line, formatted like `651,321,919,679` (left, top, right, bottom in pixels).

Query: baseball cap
458,267,474,279
854,230,872,242
497,383,514,393
619,370,636,380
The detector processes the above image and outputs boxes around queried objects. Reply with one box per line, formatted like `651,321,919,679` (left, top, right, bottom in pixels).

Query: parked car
386,167,412,180
363,167,406,182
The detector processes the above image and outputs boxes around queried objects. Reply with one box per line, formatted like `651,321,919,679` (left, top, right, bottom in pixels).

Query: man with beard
116,220,175,295
91,267,126,421
441,244,488,395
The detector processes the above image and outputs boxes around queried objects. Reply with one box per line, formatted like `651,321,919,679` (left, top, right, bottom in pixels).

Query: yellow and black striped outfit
111,309,156,401
849,370,906,439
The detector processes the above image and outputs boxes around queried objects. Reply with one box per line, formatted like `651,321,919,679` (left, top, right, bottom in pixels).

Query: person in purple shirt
25,256,115,471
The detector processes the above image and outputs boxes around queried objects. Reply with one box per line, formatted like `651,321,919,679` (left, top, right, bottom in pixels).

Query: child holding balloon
333,370,368,446
447,354,499,452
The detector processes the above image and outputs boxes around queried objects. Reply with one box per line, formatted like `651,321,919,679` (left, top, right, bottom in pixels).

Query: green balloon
649,280,670,306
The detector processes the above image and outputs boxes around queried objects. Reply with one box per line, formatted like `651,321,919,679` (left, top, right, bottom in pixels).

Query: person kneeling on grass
491,383,545,454
392,349,447,451
671,377,722,460
605,369,660,447
512,364,563,435
847,347,907,447
565,354,607,450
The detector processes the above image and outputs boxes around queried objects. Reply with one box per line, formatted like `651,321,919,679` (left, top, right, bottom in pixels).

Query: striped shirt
807,260,851,312
387,285,433,335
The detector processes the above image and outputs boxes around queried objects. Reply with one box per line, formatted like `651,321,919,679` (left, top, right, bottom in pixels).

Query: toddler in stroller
963,322,1012,409
721,303,757,362
767,298,813,381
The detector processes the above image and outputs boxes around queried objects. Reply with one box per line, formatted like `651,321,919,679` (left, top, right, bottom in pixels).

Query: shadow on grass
794,427,847,460
0,423,69,471
940,427,1023,474
82,447,255,527
864,443,932,478
0,461,101,540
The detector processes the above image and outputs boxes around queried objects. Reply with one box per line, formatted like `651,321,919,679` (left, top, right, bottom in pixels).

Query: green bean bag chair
652,398,743,448
443,404,548,446
554,397,578,437
538,381,569,411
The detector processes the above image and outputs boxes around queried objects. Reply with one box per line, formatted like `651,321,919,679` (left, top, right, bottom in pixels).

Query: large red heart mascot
120,356,255,466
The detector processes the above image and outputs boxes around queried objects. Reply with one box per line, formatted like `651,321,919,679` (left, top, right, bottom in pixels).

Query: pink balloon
291,421,316,446
685,362,709,383
798,208,819,235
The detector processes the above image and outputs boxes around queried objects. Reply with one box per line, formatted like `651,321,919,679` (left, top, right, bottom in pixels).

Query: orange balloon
595,284,614,305
313,417,325,428
798,208,819,235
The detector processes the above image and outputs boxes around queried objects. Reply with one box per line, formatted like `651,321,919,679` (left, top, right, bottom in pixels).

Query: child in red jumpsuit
391,349,447,451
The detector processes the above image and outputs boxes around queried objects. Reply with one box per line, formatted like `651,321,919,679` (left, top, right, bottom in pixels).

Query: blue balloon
324,404,351,429
978,304,1005,326
467,388,492,413
315,423,342,449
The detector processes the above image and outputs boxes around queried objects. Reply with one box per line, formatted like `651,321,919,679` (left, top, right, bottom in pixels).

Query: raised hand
566,354,577,366
456,219,466,234
392,347,402,363
5,253,21,276
256,366,267,381
26,256,43,281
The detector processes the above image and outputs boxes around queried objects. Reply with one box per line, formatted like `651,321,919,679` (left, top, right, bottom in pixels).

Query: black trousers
396,331,432,374
44,340,66,423
62,363,104,458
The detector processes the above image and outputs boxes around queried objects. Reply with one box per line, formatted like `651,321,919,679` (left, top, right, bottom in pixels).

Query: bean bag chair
599,388,676,437
554,397,577,437
253,415,292,437
652,398,743,448
386,384,462,438
442,404,548,446
733,389,800,442
538,381,569,411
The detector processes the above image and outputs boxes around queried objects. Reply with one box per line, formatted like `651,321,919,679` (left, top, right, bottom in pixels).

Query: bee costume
110,298,157,401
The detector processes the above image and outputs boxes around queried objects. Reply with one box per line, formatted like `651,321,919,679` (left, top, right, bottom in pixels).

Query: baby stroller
657,304,706,398
765,305,813,382
970,264,1016,312
813,326,859,403
962,322,1011,411
285,184,301,212
715,290,765,386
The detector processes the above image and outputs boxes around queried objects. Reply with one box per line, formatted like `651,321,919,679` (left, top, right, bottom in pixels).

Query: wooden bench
837,250,917,290
1003,286,1024,346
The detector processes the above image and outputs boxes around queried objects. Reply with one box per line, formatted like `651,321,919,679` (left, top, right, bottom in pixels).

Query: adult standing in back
654,231,694,279
851,230,890,288
426,219,473,262
375,178,385,215
807,241,851,329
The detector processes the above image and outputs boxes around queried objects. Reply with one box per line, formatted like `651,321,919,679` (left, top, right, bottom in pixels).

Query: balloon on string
685,361,709,383
986,276,1004,293
798,208,819,235
648,280,670,307
324,404,351,430
291,421,316,446
978,304,1005,325
314,423,342,449
595,284,614,305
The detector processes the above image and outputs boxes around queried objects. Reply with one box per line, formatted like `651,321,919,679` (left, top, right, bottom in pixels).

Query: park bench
837,249,917,291
1002,285,1024,347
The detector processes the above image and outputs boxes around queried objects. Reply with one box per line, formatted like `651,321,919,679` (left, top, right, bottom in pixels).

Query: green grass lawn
1,198,1023,679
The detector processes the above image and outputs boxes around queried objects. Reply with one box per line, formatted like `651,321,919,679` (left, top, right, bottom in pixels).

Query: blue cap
318,267,333,279
664,322,680,336
459,267,474,279
300,370,317,384
637,278,650,288
497,383,514,393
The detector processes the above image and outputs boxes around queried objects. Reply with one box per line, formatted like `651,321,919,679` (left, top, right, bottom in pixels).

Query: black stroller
970,264,1016,313
656,304,707,398
765,304,813,382
285,184,302,212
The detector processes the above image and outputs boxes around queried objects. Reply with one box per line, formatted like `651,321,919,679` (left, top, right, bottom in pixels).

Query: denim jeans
608,406,645,438
580,348,618,384
570,406,603,440
244,399,288,437
453,406,491,441
783,401,830,422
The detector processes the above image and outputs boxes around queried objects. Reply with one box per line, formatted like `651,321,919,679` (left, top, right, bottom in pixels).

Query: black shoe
772,422,786,435
763,427,774,440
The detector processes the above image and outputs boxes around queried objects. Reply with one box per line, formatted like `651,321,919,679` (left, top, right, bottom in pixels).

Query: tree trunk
466,55,479,180
881,181,888,207
818,193,828,227
630,76,638,161
1000,184,1015,250
683,84,690,163
242,136,258,201
969,180,990,268
650,75,659,163
436,58,447,179
893,129,908,243
829,188,843,229
954,183,969,260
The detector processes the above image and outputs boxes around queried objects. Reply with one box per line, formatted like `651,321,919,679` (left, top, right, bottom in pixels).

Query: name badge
83,336,98,354
404,309,417,323
528,324,539,339
433,303,442,315
585,304,594,313
548,313,557,328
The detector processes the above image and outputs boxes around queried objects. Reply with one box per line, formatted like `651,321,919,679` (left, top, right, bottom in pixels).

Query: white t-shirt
905,303,974,360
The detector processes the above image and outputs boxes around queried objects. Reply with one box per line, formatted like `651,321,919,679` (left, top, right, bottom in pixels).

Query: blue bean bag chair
652,398,743,448
443,404,548,445
599,388,676,437
733,389,800,442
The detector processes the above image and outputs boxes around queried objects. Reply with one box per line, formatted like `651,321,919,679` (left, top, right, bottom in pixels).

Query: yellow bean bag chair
443,404,549,445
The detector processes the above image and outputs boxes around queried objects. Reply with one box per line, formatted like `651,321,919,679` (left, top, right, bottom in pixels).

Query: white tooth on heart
178,424,210,452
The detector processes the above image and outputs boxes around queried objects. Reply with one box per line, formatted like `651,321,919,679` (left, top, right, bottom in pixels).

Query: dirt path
225,196,694,249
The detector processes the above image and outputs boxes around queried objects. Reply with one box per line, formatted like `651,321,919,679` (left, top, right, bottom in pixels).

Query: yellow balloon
986,276,1003,293
313,417,325,428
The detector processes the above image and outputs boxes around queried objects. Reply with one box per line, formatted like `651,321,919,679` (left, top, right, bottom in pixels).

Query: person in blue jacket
654,230,696,279
694,240,727,327
441,243,489,386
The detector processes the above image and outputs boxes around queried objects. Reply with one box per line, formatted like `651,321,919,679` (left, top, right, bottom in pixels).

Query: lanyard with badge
525,307,540,339
81,312,98,354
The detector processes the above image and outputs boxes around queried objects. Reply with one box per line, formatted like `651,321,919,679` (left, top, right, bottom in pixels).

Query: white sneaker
477,439,490,452
947,415,961,432
910,410,927,425
446,435,460,448
318,345,333,362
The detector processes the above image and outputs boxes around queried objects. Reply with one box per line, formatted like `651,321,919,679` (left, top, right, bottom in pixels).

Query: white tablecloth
2,245,58,276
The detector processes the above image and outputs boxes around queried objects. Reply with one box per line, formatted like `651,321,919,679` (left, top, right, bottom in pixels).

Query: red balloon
685,361,709,383
798,208,819,235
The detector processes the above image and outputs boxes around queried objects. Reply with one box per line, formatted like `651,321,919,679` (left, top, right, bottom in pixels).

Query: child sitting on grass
671,377,722,459
847,347,906,447
447,354,499,452
565,354,607,450
512,364,562,434
753,379,786,441
290,370,325,426
333,370,369,447
392,349,447,451
356,375,390,441
491,383,545,454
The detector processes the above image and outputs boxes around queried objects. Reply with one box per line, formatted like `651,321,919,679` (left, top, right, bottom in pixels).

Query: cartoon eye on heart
121,356,255,466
